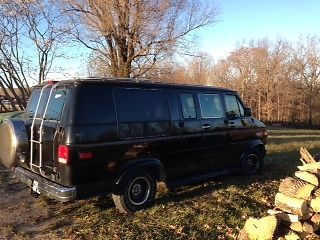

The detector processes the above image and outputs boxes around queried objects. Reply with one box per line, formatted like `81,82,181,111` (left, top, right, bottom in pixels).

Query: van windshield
26,87,67,121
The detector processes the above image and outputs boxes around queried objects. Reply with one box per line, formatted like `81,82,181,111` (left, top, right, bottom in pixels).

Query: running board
167,168,239,189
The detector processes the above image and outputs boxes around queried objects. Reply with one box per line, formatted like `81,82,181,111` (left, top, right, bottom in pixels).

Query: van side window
225,94,245,119
115,89,171,138
76,85,116,124
199,94,223,118
180,93,196,119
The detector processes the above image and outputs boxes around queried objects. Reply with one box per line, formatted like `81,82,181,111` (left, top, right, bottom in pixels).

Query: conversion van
0,78,266,213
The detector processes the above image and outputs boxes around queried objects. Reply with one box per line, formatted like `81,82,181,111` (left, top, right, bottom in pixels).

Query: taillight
58,145,69,164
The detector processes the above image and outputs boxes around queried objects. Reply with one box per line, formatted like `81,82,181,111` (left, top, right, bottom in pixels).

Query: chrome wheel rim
128,177,151,206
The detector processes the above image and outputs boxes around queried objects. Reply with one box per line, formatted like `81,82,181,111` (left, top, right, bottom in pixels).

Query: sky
48,0,320,79
198,0,320,59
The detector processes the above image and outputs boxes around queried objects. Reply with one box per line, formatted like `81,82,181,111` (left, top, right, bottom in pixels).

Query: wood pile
238,147,320,240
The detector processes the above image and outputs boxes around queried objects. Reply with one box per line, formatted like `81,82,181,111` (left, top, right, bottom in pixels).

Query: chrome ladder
30,83,59,177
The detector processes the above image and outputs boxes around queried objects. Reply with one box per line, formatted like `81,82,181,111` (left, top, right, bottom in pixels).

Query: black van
0,78,266,213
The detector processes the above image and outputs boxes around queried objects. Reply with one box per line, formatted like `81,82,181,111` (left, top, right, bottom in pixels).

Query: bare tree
0,0,70,111
65,0,219,78
22,0,71,84
0,2,31,110
292,36,320,127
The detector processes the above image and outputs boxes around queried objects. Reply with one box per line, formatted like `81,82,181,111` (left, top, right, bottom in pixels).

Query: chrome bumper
15,167,76,202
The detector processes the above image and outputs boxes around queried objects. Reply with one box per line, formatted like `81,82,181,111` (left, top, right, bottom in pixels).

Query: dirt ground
0,165,99,240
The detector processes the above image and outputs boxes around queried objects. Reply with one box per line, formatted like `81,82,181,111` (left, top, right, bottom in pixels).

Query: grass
4,127,320,239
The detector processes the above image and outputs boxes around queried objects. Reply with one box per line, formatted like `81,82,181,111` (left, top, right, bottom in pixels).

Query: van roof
34,78,236,93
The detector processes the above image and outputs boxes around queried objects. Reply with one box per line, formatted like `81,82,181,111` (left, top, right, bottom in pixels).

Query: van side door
197,91,229,171
223,93,254,165
169,91,204,179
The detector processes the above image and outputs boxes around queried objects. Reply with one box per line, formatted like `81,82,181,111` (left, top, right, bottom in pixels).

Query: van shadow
154,171,273,209
154,145,320,209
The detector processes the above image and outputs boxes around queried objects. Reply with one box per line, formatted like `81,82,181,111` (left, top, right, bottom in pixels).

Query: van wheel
112,170,156,213
241,149,263,175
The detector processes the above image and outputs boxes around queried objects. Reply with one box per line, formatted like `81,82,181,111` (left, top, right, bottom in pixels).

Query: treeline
148,37,320,128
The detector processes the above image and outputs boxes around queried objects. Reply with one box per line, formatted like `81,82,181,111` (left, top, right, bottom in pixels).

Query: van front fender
240,140,266,161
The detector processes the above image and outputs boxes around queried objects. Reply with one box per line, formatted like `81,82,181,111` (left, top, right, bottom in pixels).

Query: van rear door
25,85,67,176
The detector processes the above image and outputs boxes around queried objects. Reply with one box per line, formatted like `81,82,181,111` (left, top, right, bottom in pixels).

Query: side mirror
245,108,252,117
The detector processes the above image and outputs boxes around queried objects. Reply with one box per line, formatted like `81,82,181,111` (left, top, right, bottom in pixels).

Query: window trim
198,93,224,119
179,92,197,119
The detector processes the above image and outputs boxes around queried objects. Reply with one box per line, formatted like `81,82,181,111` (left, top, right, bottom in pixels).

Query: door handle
202,124,211,129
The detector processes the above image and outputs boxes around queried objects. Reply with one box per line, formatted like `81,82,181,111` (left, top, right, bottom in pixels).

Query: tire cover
0,118,28,168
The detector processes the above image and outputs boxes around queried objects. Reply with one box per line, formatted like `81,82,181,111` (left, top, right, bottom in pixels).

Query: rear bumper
15,167,76,202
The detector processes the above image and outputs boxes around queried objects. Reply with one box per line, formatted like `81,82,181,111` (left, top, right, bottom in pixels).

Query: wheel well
246,142,266,157
112,161,166,194
240,141,266,163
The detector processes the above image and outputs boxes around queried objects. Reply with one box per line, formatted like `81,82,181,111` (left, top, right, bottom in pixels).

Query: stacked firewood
238,147,320,240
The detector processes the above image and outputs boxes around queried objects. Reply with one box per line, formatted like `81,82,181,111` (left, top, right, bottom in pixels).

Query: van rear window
115,88,171,138
44,89,67,121
26,87,67,121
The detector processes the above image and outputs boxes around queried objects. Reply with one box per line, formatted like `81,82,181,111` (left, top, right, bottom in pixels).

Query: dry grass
1,127,320,239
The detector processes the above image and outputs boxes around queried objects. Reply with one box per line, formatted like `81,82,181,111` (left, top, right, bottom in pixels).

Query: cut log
306,169,320,176
275,193,308,215
310,213,320,224
267,209,301,222
242,216,277,240
278,177,316,200
312,223,320,232
283,220,303,232
302,221,319,233
302,207,313,220
300,147,316,164
313,188,320,197
297,231,309,239
284,231,300,240
294,171,318,186
289,221,303,232
297,162,320,171
310,197,320,212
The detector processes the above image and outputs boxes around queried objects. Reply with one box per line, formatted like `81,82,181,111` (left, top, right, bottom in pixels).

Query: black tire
241,149,263,175
112,169,157,213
